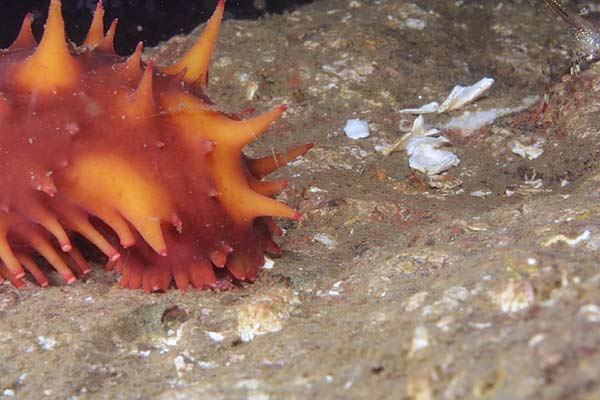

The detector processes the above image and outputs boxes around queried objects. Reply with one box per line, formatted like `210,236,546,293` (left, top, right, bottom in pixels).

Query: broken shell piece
398,101,439,114
437,77,494,113
344,118,370,139
406,136,450,156
381,115,440,156
314,233,338,249
511,140,544,160
441,96,538,133
470,190,492,198
409,144,460,176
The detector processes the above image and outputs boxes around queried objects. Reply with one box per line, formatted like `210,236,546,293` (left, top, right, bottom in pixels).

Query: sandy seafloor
3,0,600,399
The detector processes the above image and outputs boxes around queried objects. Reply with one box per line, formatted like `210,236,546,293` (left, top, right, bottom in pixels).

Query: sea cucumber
0,0,311,292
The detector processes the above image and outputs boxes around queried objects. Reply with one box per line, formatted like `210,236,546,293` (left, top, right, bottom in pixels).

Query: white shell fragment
382,115,460,175
437,77,494,113
511,141,544,160
398,101,439,114
405,136,449,156
409,144,460,175
441,96,538,133
381,115,440,156
344,118,370,139
314,233,338,249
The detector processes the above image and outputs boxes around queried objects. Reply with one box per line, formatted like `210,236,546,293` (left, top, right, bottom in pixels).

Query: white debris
511,141,544,160
197,360,218,369
328,280,344,297
174,355,194,373
470,190,492,198
382,115,460,175
406,18,426,30
441,96,538,133
314,233,338,249
237,288,300,342
542,230,591,247
205,331,225,342
343,118,370,139
493,279,535,313
3,389,15,397
398,101,439,114
438,77,494,113
405,136,449,156
528,333,546,347
404,291,429,312
263,256,275,270
578,304,600,322
409,144,460,175
409,325,430,356
381,115,440,156
37,336,58,351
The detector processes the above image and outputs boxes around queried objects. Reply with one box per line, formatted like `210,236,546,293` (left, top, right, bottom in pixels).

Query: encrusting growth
0,0,311,292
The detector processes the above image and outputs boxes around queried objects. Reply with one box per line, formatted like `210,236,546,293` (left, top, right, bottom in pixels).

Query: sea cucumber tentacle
0,0,311,292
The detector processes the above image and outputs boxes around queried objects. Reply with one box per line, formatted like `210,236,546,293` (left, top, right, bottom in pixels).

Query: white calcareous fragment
470,190,492,198
441,96,538,133
237,288,300,342
511,141,544,160
578,304,600,322
398,101,439,114
314,233,338,249
37,336,58,351
381,115,440,156
344,118,370,139
409,144,460,175
383,115,460,175
405,291,429,312
409,325,430,356
438,77,494,113
245,81,259,101
205,331,225,342
405,136,449,156
405,18,426,30
493,279,535,313
174,355,194,373
542,230,591,247
262,256,275,270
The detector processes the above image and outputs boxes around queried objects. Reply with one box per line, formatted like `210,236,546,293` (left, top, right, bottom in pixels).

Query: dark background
0,0,315,54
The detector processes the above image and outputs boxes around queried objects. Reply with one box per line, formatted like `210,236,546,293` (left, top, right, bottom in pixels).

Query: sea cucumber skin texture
0,0,311,292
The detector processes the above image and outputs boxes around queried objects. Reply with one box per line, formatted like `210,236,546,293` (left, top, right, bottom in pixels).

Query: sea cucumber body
0,0,310,291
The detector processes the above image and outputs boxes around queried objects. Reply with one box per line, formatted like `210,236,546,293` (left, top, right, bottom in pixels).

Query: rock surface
2,0,600,399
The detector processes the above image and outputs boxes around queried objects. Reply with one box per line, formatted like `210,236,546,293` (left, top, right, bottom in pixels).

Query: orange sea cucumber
0,0,311,292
